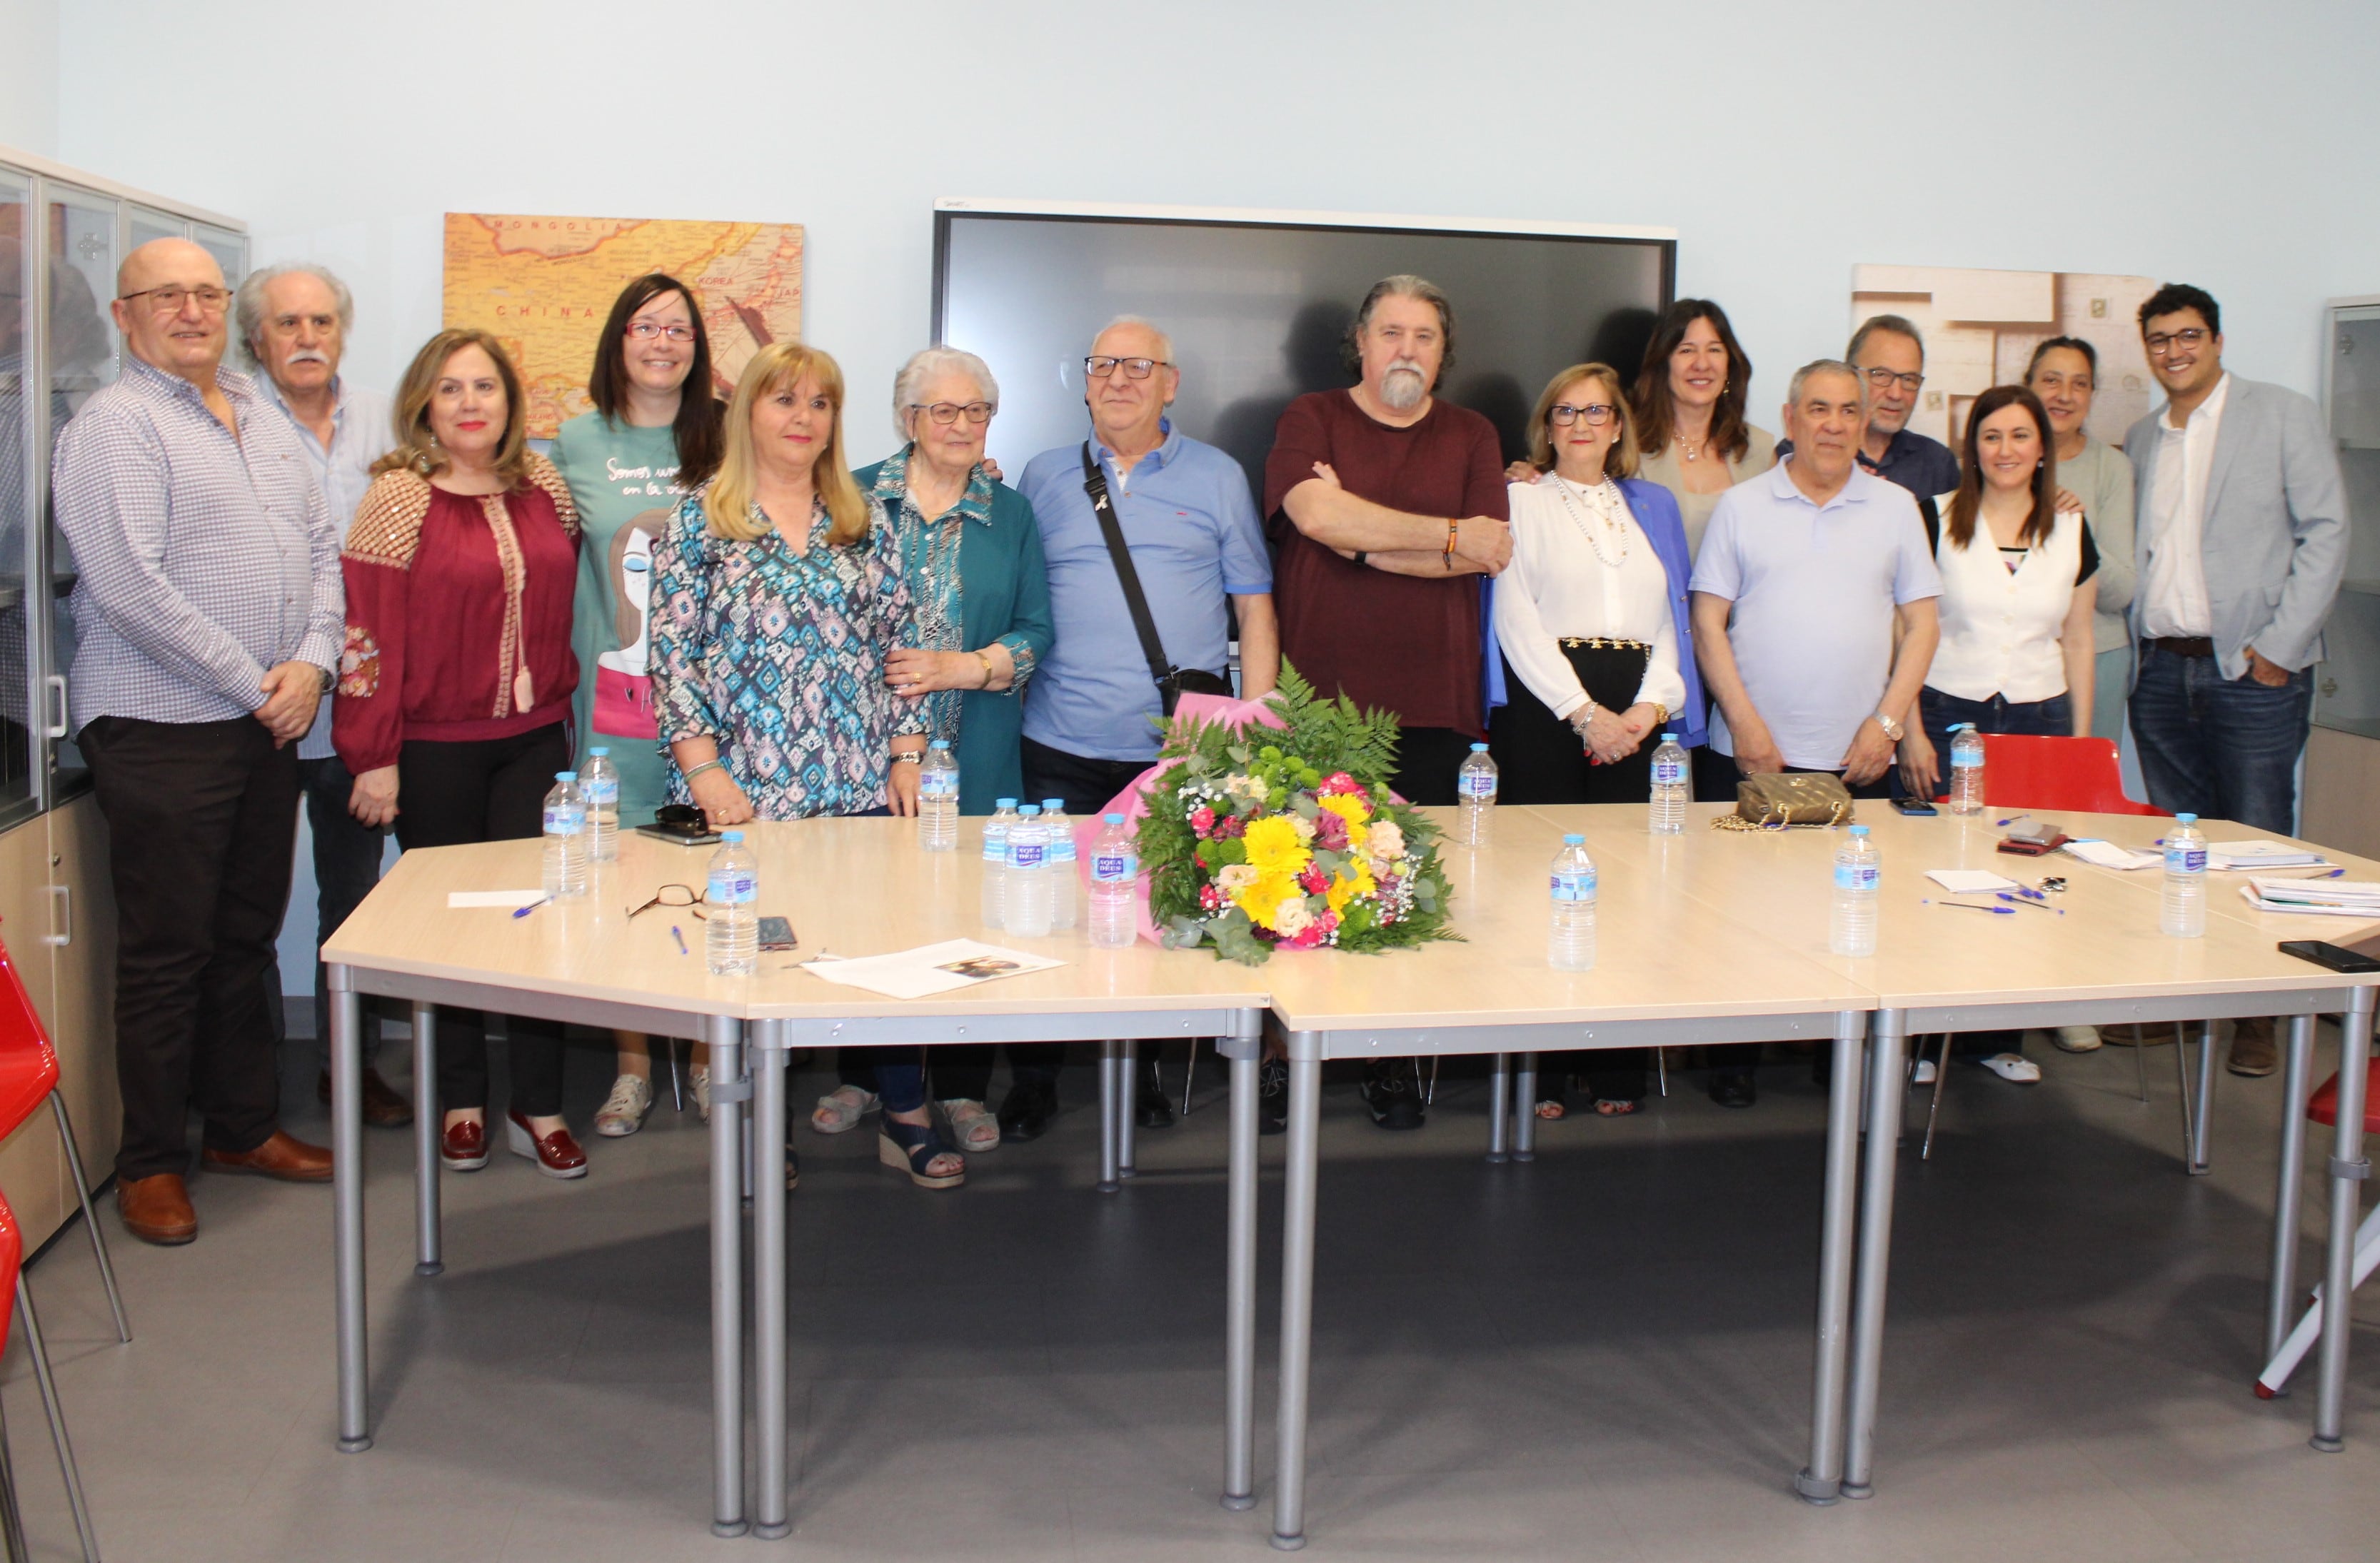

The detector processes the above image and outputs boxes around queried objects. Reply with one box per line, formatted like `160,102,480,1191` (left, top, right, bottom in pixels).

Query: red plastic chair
1979,734,2161,815
0,1185,98,1562
0,926,126,1348
2309,1057,2380,1132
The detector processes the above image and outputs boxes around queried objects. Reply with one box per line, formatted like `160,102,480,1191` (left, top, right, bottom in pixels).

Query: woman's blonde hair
372,328,532,482
1527,363,1641,480
703,342,870,546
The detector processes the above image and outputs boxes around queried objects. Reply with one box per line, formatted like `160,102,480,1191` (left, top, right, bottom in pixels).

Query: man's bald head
117,237,221,298
113,238,231,386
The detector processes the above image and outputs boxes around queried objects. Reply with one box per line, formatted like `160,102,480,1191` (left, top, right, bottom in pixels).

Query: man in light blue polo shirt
1689,359,1941,1108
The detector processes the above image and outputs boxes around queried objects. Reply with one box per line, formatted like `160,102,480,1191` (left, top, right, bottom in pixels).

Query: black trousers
395,724,569,1117
1387,725,1475,808
265,750,391,1062
83,715,297,1182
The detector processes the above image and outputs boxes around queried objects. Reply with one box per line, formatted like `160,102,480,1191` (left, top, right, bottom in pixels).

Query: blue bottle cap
1849,825,1869,835
721,830,743,842
1105,813,1125,825
995,797,1018,808
1019,804,1041,815
1563,833,1585,845
1043,799,1065,812
2175,812,2196,824
588,746,608,756
1661,732,1677,743
929,738,950,750
556,771,577,781
1470,743,1489,753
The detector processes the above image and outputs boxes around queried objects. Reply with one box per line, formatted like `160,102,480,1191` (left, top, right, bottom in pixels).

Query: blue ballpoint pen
511,898,548,919
1922,898,2014,915
1992,892,2063,914
671,925,690,956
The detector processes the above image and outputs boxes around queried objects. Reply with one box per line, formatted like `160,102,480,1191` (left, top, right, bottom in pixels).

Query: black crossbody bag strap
1080,441,1179,688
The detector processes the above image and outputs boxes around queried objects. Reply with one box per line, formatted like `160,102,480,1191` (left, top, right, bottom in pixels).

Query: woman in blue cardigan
806,347,1055,1152
1488,362,1704,1117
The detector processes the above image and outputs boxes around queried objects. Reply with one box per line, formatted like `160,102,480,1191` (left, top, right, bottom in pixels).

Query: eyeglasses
628,883,708,920
626,320,697,343
1085,356,1171,380
1547,402,1618,427
119,284,231,315
2143,327,2210,356
912,401,994,425
1859,366,1924,393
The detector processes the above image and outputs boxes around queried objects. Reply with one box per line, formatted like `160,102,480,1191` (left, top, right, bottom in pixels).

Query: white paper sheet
2062,839,2161,871
798,939,1065,1000
448,890,547,908
2239,886,2380,918
2209,840,2324,862
1924,868,2021,894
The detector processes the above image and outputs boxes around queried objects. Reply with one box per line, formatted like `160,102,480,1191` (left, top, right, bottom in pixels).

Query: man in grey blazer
2124,282,2347,1076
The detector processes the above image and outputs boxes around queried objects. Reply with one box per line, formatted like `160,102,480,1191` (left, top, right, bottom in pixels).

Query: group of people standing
46,237,2346,1245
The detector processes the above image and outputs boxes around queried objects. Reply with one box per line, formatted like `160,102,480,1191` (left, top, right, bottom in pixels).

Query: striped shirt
51,356,343,733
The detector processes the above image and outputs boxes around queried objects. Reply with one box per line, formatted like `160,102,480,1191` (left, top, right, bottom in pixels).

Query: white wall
52,0,2380,992
0,0,58,156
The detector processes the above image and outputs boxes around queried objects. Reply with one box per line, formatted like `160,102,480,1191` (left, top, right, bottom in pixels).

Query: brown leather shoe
2228,1017,2279,1077
317,1066,415,1128
118,1174,196,1245
201,1130,333,1182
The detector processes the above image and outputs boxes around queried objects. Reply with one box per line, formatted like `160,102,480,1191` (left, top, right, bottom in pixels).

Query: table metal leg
1843,1007,1909,1499
2189,1018,2217,1176
329,968,371,1452
1272,1038,1323,1551
411,1002,441,1277
1486,1053,1510,1164
2313,986,2379,1452
1098,1038,1123,1193
1222,1015,1261,1512
1120,1037,1140,1180
707,1014,748,1536
1513,1053,1537,1162
1798,1010,1869,1504
2267,1013,2318,1374
752,1022,789,1539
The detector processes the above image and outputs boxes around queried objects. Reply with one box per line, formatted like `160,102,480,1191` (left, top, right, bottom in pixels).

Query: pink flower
1212,814,1247,840
1189,805,1216,837
1199,884,1225,911
1297,865,1329,895
1317,771,1360,796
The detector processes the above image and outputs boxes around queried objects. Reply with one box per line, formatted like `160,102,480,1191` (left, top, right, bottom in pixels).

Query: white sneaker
1912,1058,1938,1085
1982,1052,2042,1083
691,1065,711,1122
2054,1025,2103,1054
593,1074,653,1137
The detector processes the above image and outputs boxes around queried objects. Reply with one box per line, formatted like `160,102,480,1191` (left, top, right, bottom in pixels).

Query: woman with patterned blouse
648,343,963,1188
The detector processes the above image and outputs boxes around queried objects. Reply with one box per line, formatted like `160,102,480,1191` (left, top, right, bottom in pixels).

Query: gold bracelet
975,650,997,686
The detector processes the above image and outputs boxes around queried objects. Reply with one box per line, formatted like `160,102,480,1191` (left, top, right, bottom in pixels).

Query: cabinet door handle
42,675,68,741
42,883,69,948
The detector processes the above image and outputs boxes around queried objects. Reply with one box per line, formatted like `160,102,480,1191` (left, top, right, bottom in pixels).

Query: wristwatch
318,666,336,695
1872,710,1905,743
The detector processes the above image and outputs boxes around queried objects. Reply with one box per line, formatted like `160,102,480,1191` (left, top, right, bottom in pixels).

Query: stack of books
2241,877,2380,918
2210,840,2333,871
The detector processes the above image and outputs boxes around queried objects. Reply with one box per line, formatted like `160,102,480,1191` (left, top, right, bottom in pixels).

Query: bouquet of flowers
1139,664,1457,965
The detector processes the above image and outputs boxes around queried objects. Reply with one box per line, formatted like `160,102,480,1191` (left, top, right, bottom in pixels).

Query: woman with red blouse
333,328,589,1180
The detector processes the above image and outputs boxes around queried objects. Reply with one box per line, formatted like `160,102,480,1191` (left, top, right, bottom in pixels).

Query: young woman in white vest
1895,382,2099,1085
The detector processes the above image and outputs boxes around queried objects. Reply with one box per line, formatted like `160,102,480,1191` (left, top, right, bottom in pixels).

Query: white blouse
1493,476,1687,721
1924,491,2087,705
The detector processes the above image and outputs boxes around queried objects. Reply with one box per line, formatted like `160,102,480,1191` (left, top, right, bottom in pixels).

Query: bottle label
981,832,1008,863
1550,869,1597,903
1834,862,1880,891
543,804,584,836
1951,753,1982,771
1010,840,1046,869
1048,834,1078,862
2165,845,2206,875
1458,769,1497,800
1093,851,1138,884
707,868,756,907
1652,758,1686,785
583,778,618,807
922,770,958,799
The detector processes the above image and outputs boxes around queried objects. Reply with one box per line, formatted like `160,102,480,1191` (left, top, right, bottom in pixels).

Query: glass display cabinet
2320,297,2380,740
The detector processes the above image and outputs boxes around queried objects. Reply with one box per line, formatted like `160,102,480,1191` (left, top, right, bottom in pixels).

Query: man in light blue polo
1018,315,1279,1135
1688,358,1941,1107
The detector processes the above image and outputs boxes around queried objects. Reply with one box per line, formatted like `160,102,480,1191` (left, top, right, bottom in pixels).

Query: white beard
1378,366,1427,411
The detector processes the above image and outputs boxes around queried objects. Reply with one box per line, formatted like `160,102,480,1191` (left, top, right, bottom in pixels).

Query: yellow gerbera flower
1240,815,1308,875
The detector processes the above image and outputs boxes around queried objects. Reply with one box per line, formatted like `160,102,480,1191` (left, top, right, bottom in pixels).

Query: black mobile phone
2279,940,2380,975
1891,797,1938,816
758,916,798,953
636,804,722,848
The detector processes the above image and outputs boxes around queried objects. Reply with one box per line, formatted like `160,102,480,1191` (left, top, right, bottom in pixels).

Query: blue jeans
1914,687,2073,800
2128,644,2311,835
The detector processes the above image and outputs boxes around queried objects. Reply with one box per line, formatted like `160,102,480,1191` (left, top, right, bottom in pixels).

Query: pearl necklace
1550,474,1630,568
1675,433,1707,464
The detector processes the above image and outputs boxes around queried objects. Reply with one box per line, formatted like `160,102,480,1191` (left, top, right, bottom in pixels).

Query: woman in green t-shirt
554,273,724,1138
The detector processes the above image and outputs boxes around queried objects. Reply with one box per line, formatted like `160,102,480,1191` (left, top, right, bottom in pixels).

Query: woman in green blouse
804,346,1053,1154
553,273,723,1138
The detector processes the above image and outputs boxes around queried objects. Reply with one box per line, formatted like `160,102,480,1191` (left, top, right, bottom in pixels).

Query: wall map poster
441,213,805,438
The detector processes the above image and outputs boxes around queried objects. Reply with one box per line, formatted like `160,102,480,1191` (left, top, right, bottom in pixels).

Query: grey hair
1341,273,1455,378
234,262,355,366
1787,358,1870,410
1847,313,1924,368
1093,314,1175,364
892,345,999,441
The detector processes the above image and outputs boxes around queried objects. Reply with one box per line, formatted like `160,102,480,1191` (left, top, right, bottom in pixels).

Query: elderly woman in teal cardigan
808,346,1055,1152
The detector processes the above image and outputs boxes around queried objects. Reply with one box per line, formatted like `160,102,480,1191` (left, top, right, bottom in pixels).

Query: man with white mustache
236,263,409,1128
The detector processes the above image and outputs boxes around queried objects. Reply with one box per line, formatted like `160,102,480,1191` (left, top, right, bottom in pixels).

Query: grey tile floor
9,1027,2380,1561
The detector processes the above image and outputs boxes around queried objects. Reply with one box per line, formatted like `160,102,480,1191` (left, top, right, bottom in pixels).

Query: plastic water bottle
1829,824,1881,957
1649,732,1689,835
1548,833,1597,971
1007,804,1053,937
981,798,1018,929
705,830,758,974
541,772,587,899
581,748,620,863
2162,812,2207,938
1041,799,1078,931
918,740,959,851
1947,723,1985,815
1457,743,1497,846
1088,813,1138,949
